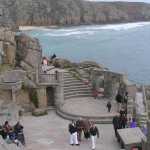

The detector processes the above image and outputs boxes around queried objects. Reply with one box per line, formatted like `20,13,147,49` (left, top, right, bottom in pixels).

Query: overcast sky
86,0,150,3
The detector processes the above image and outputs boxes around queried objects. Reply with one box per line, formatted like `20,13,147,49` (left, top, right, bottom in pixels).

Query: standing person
112,115,120,137
42,57,48,73
93,89,98,99
76,118,83,142
68,120,79,146
120,114,127,129
127,116,132,128
130,118,137,128
124,92,128,105
115,92,123,112
106,101,112,112
89,122,99,150
83,119,91,140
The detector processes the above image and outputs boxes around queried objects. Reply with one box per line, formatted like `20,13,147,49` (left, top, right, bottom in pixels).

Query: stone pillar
104,72,118,98
12,88,16,102
55,72,64,108
0,41,3,64
3,42,16,65
37,87,47,108
104,72,112,98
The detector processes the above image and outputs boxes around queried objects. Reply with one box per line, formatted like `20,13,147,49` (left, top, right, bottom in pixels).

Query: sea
21,22,150,85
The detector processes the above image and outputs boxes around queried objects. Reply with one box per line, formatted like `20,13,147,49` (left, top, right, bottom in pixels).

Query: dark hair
4,121,8,125
132,118,136,122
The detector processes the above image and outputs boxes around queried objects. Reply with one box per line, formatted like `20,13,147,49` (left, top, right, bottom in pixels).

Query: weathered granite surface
0,0,150,26
0,26,16,65
15,33,42,69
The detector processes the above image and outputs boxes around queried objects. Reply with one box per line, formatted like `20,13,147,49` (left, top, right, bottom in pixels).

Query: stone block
4,30,16,45
0,28,5,41
32,108,47,116
3,42,16,65
25,49,41,68
37,88,47,108
117,127,146,150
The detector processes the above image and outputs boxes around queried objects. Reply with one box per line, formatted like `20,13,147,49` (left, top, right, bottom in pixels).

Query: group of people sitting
0,121,25,146
68,119,99,150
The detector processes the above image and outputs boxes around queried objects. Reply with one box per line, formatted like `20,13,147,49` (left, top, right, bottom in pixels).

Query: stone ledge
32,108,48,116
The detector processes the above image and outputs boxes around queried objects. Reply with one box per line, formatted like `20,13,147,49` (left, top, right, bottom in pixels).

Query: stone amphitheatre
0,26,150,150
1,0,150,149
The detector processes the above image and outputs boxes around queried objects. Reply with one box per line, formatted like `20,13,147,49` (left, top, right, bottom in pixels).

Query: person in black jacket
14,121,25,146
106,101,112,112
68,121,79,146
115,93,123,112
112,115,120,137
89,122,99,150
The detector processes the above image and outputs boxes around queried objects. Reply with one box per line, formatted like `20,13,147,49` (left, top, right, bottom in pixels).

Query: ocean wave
44,31,95,37
21,22,150,37
84,22,150,31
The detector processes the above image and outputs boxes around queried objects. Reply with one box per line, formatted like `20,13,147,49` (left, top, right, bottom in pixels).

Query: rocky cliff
0,26,16,65
0,0,150,26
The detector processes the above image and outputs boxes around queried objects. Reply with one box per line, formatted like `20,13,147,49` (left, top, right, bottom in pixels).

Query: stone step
64,92,92,99
64,88,92,93
64,90,92,95
64,84,92,90
64,94,93,100
47,106,56,111
64,78,82,83
56,108,113,124
64,76,79,80
63,70,92,100
64,82,89,87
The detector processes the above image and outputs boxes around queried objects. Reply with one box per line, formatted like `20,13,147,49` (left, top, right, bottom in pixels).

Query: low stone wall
91,69,124,99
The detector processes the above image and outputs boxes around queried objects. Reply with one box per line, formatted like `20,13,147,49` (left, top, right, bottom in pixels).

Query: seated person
8,128,19,146
2,121,12,139
14,121,25,146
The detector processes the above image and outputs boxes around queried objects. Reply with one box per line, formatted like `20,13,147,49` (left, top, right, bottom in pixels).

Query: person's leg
117,103,119,112
114,128,117,137
69,134,74,145
91,135,96,150
78,131,82,141
73,132,79,145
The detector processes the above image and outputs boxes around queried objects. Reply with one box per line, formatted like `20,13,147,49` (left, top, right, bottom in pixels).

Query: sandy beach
19,26,58,31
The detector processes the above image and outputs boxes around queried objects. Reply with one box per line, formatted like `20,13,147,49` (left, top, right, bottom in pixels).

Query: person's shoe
76,144,80,146
70,144,74,146
16,142,19,147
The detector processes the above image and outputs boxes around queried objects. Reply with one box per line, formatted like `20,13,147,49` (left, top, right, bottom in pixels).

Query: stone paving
62,97,118,117
20,111,122,150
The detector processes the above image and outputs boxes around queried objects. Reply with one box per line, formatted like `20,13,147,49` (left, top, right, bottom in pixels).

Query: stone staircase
138,113,148,127
56,70,116,124
63,71,93,100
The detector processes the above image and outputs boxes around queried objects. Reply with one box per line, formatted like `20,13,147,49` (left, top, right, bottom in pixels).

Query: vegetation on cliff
0,0,150,26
